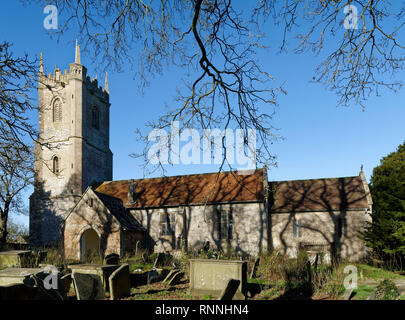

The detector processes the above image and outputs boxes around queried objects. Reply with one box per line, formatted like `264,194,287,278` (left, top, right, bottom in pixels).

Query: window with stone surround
161,212,175,236
215,209,233,240
92,106,100,130
293,219,302,238
53,98,62,122
52,156,59,174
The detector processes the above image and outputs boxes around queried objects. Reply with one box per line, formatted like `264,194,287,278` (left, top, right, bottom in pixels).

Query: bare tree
0,141,33,248
31,0,405,174
0,41,37,248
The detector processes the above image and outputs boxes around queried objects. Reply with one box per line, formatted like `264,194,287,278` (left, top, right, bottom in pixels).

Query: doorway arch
80,228,100,261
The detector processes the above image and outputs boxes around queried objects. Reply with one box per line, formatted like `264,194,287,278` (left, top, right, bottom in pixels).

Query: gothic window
293,219,302,238
161,213,175,236
92,106,100,130
52,156,59,174
53,99,62,122
216,209,233,240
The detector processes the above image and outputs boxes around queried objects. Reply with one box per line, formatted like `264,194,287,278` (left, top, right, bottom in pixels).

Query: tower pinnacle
75,40,81,64
39,52,44,74
105,72,109,94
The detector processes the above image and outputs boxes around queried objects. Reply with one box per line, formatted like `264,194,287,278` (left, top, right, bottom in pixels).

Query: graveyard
1,245,405,301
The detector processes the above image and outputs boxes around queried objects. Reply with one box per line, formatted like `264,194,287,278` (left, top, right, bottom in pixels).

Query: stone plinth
68,264,120,292
189,259,247,299
0,250,32,268
0,268,43,286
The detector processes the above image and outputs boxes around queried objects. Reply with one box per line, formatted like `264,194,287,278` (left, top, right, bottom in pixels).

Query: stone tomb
68,264,120,292
189,259,247,299
0,267,43,286
0,250,32,268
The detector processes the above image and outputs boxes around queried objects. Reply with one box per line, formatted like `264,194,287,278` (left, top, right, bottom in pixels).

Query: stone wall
270,209,368,261
31,55,112,247
64,190,121,261
129,202,268,257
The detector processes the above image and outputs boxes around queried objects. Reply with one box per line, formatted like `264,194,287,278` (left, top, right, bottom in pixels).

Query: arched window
52,156,59,174
53,98,62,122
92,106,99,130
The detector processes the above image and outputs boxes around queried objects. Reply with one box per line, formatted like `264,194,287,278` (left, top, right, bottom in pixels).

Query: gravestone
108,264,130,300
68,264,120,292
163,269,180,284
218,279,241,300
0,250,32,268
104,253,120,265
30,268,67,300
72,273,105,300
167,271,184,286
189,259,247,299
61,273,72,294
250,257,260,279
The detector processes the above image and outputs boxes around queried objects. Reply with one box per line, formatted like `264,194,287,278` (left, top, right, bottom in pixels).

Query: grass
356,264,405,280
351,284,376,300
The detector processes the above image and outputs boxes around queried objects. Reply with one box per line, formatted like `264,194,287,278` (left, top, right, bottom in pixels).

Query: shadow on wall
268,176,369,261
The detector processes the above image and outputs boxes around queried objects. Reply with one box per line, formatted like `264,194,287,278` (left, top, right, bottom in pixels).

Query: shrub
374,279,400,300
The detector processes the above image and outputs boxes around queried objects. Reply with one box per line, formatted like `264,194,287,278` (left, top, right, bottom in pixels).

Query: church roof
269,175,371,213
93,191,145,231
94,169,266,208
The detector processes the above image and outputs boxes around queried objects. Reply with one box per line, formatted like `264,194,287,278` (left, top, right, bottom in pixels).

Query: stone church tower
29,43,113,246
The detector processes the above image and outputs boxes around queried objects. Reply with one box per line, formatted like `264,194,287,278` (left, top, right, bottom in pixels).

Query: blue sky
1,1,404,227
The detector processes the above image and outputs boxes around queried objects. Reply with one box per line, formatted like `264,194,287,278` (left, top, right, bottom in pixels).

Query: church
29,44,373,262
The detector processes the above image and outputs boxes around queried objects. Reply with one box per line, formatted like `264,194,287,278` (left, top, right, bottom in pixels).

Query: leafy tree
363,142,405,259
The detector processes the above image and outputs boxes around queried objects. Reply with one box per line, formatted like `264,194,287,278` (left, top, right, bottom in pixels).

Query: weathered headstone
218,279,241,300
104,253,120,265
61,273,72,294
163,269,180,284
108,264,130,300
250,257,260,279
189,259,247,299
167,271,184,286
72,273,105,300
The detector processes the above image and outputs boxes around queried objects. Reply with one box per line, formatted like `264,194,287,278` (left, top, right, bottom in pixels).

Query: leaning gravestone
109,264,130,300
167,271,185,286
73,273,105,300
163,269,180,284
218,279,241,300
